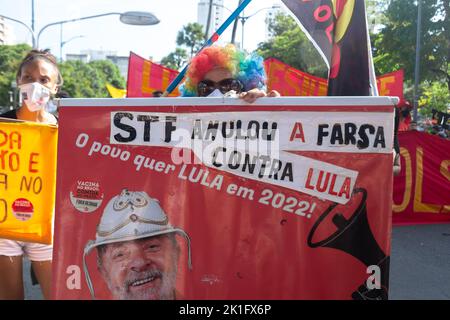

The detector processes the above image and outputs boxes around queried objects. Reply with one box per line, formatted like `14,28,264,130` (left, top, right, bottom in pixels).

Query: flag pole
163,0,253,96
413,0,422,122
364,1,378,96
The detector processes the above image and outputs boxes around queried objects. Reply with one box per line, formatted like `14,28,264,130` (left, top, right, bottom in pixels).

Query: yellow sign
0,119,58,244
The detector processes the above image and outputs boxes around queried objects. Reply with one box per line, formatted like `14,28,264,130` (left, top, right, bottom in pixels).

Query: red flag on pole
127,52,180,97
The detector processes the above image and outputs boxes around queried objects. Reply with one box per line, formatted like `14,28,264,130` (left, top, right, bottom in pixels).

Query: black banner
281,0,371,96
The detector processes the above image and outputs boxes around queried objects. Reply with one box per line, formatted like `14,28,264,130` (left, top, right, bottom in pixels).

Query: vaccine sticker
70,180,104,213
12,198,34,221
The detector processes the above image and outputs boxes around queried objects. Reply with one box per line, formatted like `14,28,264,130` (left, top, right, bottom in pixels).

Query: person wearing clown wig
179,44,280,103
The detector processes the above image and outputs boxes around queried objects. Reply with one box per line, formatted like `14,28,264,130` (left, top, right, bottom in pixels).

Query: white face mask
207,89,224,97
19,82,51,112
207,89,239,98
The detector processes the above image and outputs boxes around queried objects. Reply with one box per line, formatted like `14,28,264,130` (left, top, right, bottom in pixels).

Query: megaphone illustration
307,188,390,300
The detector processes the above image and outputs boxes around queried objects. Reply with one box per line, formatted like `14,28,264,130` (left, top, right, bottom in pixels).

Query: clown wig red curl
180,44,266,96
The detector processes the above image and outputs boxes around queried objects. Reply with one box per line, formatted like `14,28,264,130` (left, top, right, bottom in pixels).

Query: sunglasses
197,78,244,97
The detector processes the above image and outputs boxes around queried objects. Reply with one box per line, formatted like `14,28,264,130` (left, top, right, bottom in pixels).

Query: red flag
377,70,404,100
127,52,180,97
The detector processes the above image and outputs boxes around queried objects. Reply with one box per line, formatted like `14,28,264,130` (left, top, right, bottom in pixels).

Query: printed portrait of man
83,189,192,300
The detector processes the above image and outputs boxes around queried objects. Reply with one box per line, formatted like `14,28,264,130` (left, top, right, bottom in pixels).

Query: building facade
106,55,129,80
0,17,15,45
197,0,225,38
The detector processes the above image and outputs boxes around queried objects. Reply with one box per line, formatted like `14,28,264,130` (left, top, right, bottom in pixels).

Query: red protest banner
127,52,402,100
393,131,450,225
265,58,404,99
377,70,404,100
53,97,395,300
127,52,180,97
264,58,328,96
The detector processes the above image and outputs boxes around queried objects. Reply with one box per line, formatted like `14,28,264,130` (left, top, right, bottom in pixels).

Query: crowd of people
396,99,449,139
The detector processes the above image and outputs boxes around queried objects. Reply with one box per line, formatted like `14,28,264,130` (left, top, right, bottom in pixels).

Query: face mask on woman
207,89,239,98
207,89,225,97
19,82,51,112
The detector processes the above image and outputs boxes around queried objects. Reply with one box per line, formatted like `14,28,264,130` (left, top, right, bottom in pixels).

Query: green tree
160,47,189,70
0,44,31,109
372,0,449,90
176,22,205,57
418,80,450,117
59,59,125,98
366,0,390,32
256,13,328,78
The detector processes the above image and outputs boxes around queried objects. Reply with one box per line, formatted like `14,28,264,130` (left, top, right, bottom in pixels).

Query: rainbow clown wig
179,44,267,97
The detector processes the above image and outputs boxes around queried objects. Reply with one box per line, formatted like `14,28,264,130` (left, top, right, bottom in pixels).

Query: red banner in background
393,131,450,225
264,58,328,96
127,52,180,97
265,58,404,99
377,70,404,100
127,54,403,100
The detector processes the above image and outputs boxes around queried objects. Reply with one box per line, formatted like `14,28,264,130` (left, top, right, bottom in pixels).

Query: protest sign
0,119,57,244
53,97,395,299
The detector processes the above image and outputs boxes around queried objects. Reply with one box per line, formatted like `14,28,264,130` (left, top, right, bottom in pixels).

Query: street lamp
119,11,159,25
212,4,280,50
37,11,160,48
60,35,85,62
239,6,280,50
1,11,159,49
0,14,37,47
11,80,18,110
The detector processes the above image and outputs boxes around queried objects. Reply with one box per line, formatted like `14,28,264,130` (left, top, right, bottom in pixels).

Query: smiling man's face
98,234,179,300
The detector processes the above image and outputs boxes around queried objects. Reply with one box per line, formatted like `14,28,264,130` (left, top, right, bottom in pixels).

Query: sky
0,0,286,62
